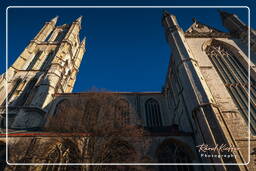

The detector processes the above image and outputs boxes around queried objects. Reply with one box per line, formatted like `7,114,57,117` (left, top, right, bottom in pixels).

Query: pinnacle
192,18,198,23
81,37,86,47
163,10,171,17
218,10,233,20
76,16,83,24
50,16,59,26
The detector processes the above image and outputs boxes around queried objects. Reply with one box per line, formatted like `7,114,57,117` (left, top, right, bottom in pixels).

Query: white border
5,6,251,166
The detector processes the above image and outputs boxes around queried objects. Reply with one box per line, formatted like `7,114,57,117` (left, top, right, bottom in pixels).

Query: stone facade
0,16,85,129
0,10,255,171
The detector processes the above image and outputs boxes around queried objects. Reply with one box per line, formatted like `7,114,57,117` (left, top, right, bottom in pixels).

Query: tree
6,90,151,171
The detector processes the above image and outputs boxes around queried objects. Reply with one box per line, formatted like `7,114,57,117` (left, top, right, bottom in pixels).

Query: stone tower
162,10,255,170
0,10,255,171
0,16,86,130
219,10,256,53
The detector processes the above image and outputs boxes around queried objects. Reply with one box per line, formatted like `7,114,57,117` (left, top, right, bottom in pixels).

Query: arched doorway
156,139,194,171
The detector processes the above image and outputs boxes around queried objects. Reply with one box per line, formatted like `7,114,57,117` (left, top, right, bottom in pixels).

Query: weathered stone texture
0,10,255,171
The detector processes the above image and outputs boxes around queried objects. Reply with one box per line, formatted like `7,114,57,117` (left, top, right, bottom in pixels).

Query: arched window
42,140,81,171
54,29,68,42
145,98,163,127
205,39,256,134
115,99,130,126
82,99,101,130
53,99,71,116
156,139,194,171
27,51,43,70
49,99,81,132
15,78,38,106
2,78,22,106
40,50,55,70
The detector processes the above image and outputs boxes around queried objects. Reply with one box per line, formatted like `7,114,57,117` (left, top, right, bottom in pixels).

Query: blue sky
0,0,254,92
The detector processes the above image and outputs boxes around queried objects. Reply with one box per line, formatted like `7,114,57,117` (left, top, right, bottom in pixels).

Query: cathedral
0,9,255,171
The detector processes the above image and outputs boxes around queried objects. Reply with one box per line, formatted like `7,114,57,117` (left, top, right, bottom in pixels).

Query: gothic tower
162,10,255,170
219,10,256,54
1,10,256,171
0,16,86,130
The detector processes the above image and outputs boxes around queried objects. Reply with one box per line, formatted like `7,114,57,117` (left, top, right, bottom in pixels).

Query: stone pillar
219,10,256,52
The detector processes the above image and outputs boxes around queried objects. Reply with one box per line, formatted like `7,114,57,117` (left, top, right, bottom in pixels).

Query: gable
184,20,230,38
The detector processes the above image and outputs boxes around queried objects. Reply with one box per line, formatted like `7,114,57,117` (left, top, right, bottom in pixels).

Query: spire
163,10,171,17
80,37,86,48
192,18,198,23
218,9,247,34
162,11,179,27
81,37,86,45
75,16,83,24
218,10,233,20
50,16,59,26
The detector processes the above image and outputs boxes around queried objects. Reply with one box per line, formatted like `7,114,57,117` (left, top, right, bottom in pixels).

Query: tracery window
40,50,55,70
157,139,194,171
15,78,38,106
41,141,81,171
54,29,68,42
2,78,22,106
27,51,43,70
115,99,130,126
145,98,163,127
205,40,256,134
53,99,71,116
82,99,101,130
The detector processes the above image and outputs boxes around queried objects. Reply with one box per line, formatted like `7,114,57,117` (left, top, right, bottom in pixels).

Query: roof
54,91,163,97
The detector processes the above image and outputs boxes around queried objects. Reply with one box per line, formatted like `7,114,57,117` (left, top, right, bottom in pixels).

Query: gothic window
24,84,39,106
42,141,81,171
115,99,130,126
157,139,194,171
82,99,100,130
27,51,43,70
1,78,22,106
42,145,61,171
205,40,256,134
53,99,71,116
45,30,53,42
145,98,163,127
15,78,38,106
40,50,55,70
54,29,68,42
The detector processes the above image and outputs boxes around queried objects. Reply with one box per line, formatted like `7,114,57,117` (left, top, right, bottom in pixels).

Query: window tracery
205,40,256,134
145,98,163,127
